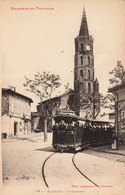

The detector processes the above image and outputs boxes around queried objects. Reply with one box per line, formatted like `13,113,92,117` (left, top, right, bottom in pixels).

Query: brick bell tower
74,8,100,118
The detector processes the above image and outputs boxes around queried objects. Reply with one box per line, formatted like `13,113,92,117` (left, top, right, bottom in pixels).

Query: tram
52,113,115,151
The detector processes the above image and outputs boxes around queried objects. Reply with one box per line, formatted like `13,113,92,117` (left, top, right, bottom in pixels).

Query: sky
1,0,125,111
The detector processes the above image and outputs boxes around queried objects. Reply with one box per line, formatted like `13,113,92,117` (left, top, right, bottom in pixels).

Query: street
1,133,125,195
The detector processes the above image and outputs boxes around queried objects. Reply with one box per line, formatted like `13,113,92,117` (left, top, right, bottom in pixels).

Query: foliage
79,93,99,119
100,93,115,110
39,99,59,118
23,71,61,101
23,71,61,139
64,82,72,93
24,71,61,121
109,61,124,86
101,61,124,112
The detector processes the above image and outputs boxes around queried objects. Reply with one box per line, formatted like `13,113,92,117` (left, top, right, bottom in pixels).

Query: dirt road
1,133,125,195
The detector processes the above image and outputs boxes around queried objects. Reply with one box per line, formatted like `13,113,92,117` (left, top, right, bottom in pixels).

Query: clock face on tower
86,44,90,51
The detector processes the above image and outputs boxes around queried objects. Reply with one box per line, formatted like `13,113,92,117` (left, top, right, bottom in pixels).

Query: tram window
80,56,83,65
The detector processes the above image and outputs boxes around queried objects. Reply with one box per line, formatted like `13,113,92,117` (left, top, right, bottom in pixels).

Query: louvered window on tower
81,44,83,52
75,72,77,80
80,70,83,78
80,56,83,65
88,70,90,79
88,83,91,94
88,56,90,65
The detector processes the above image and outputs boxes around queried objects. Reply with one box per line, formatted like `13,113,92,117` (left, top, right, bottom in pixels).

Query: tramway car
52,113,115,152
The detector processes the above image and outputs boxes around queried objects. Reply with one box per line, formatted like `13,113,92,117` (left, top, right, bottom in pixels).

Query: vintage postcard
0,0,125,195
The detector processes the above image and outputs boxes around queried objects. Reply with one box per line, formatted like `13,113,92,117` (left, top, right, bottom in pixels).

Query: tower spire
79,7,89,36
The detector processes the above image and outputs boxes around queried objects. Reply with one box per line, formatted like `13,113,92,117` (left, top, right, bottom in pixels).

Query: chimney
8,85,16,92
117,61,121,66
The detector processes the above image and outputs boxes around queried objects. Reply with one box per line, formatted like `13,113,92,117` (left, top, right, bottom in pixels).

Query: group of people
81,122,115,144
52,120,79,132
52,120,116,144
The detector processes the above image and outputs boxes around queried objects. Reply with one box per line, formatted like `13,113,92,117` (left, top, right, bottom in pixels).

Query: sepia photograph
0,0,125,195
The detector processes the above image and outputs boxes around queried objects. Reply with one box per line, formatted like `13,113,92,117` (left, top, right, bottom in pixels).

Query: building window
88,56,90,65
80,70,83,78
80,56,83,65
20,122,23,132
88,83,91,94
88,70,90,79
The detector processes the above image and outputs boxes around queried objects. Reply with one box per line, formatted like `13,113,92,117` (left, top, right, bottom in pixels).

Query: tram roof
90,119,115,124
53,114,114,124
53,113,86,121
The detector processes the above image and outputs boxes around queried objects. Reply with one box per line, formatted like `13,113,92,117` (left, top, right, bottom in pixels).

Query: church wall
60,94,69,109
118,90,125,102
37,92,74,132
75,55,94,67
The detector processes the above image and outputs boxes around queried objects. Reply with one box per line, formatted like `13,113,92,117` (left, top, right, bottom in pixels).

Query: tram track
42,149,99,188
72,152,99,187
42,152,56,188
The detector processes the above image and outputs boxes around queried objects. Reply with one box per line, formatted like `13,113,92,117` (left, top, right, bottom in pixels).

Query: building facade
74,8,100,118
109,79,125,149
31,112,40,132
1,88,33,137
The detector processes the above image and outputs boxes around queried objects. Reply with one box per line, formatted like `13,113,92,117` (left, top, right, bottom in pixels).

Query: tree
100,93,115,112
109,61,125,86
101,61,124,113
79,93,100,119
23,71,61,101
23,71,61,141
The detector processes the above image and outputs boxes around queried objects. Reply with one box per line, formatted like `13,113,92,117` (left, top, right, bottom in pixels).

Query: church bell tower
74,8,100,118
